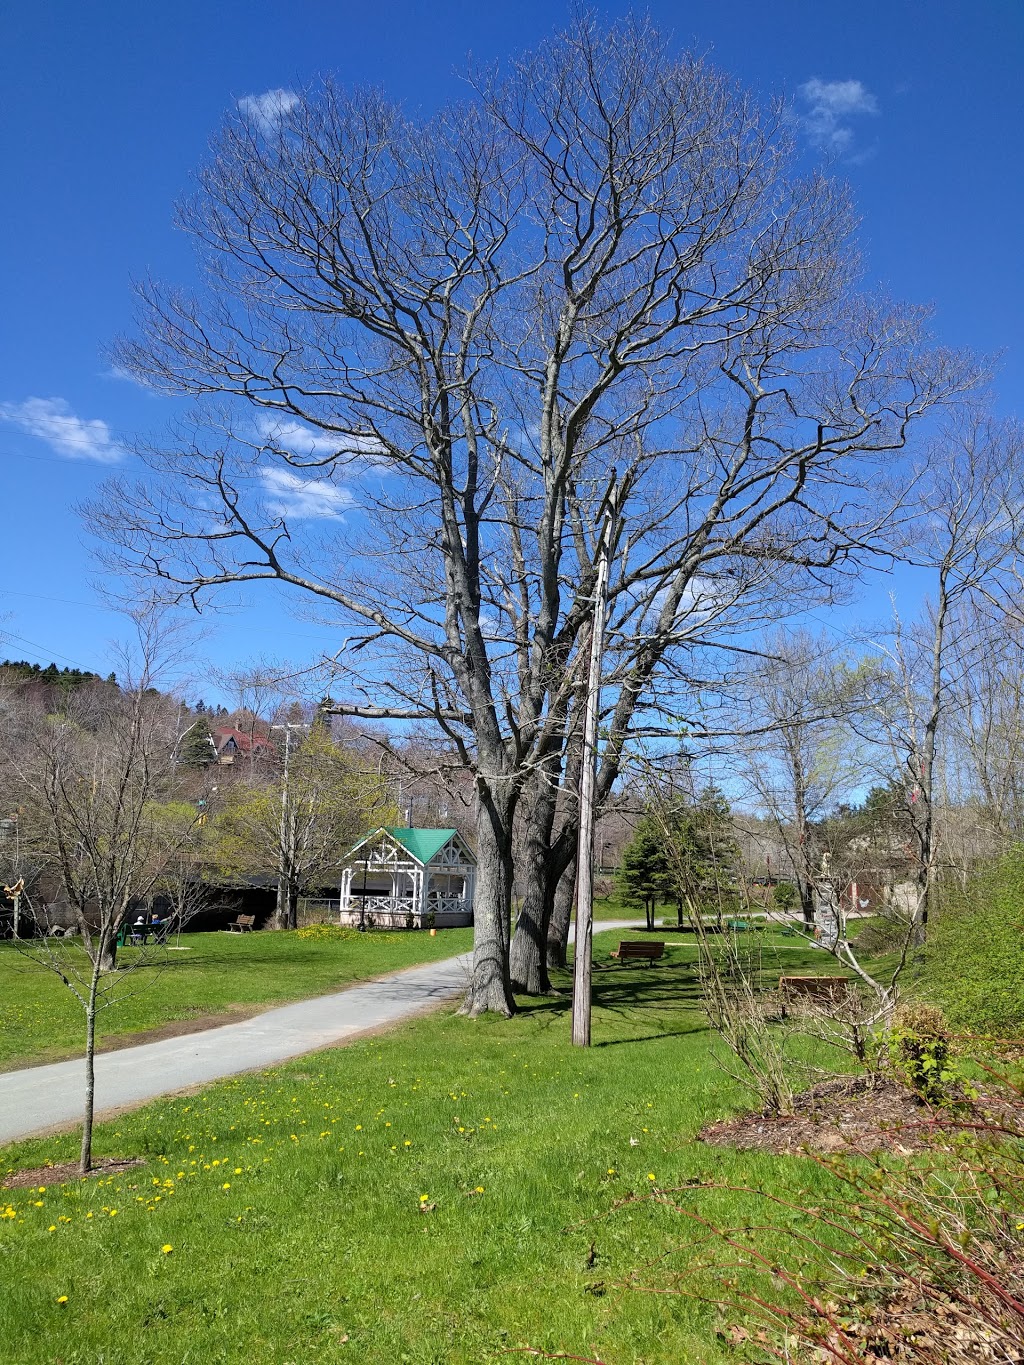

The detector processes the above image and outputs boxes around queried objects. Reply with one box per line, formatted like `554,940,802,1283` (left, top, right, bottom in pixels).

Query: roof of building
347,826,469,865
387,827,459,863
212,727,274,753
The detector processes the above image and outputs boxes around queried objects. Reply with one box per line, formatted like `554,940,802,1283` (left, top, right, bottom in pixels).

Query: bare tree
864,418,1024,944
725,629,871,925
946,604,1024,842
0,615,210,1173
93,17,972,1013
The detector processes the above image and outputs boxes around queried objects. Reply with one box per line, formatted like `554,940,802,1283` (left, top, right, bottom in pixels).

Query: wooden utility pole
572,488,614,1047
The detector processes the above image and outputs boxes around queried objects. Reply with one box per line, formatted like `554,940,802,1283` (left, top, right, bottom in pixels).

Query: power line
0,631,95,672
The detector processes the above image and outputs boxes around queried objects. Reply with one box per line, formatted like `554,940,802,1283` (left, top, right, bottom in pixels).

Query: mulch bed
2,1157,146,1188
699,1075,977,1155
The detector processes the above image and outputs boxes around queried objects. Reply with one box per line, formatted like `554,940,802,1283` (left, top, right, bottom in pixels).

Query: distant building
211,727,275,765
339,827,475,929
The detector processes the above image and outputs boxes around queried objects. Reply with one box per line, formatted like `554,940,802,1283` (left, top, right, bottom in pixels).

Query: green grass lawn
0,931,851,1365
0,928,474,1072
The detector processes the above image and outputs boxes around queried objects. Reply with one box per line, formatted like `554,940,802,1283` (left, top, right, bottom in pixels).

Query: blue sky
1,0,1022,697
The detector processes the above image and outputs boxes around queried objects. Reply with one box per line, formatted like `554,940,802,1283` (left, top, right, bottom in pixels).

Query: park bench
778,975,852,1017
227,914,256,934
610,940,665,965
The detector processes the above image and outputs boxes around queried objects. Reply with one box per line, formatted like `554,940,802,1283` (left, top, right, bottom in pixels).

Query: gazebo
338,827,475,929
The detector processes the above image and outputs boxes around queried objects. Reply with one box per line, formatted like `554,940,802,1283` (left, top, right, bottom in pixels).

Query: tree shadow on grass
514,958,709,1047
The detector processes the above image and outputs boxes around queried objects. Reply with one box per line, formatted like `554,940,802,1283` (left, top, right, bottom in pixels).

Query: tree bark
546,855,576,970
461,784,517,1017
80,969,100,1175
275,873,300,931
98,934,118,973
509,763,561,994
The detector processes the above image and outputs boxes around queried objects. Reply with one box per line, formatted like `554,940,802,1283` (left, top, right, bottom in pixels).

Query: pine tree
178,714,217,768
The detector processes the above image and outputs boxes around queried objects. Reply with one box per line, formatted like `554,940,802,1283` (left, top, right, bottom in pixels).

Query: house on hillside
338,827,475,929
212,727,275,765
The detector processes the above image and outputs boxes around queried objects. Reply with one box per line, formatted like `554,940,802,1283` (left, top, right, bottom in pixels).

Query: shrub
771,881,797,913
885,1002,954,1105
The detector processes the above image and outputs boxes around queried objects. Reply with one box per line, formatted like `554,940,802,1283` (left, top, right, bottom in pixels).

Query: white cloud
237,88,300,135
255,416,347,460
798,78,879,154
260,466,353,519
0,397,123,462
255,415,388,466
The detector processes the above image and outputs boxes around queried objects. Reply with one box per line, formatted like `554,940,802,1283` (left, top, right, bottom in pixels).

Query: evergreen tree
620,817,674,930
178,714,217,768
621,788,739,929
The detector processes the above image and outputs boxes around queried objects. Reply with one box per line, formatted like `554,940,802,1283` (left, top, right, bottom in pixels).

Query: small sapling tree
1,615,211,1173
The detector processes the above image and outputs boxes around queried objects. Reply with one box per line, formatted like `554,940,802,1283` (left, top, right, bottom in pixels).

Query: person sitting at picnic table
150,912,170,944
131,913,150,944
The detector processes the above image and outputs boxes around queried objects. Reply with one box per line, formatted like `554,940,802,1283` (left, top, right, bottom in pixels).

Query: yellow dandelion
161,1244,173,1254
56,1295,69,1305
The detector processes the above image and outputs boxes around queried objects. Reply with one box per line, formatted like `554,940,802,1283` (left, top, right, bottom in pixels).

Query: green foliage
620,787,739,919
207,727,392,890
920,849,1024,1034
771,881,797,912
177,714,216,768
886,1003,955,1104
0,660,109,691
619,816,674,910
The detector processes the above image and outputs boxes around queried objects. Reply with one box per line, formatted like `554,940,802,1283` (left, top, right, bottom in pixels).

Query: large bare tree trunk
461,785,516,1017
510,762,560,995
546,854,577,970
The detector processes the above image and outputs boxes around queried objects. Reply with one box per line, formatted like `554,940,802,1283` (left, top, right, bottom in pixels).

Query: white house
338,827,475,929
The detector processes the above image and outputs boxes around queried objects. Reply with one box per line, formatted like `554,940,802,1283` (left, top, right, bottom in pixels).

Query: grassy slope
0,929,474,1072
0,932,846,1365
918,851,1024,1034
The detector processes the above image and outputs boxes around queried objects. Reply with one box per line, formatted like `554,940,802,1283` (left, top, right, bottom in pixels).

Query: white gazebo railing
338,828,475,929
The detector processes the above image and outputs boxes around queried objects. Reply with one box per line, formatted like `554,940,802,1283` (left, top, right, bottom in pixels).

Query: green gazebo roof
386,828,459,864
347,827,465,865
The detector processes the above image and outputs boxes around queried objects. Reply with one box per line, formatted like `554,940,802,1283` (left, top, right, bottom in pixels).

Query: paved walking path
0,920,647,1145
0,953,472,1144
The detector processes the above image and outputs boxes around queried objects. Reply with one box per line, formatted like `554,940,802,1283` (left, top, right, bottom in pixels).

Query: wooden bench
610,941,665,964
227,914,256,933
778,975,852,1016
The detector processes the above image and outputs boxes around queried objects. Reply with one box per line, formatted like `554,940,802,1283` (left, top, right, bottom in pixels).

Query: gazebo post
420,867,430,924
